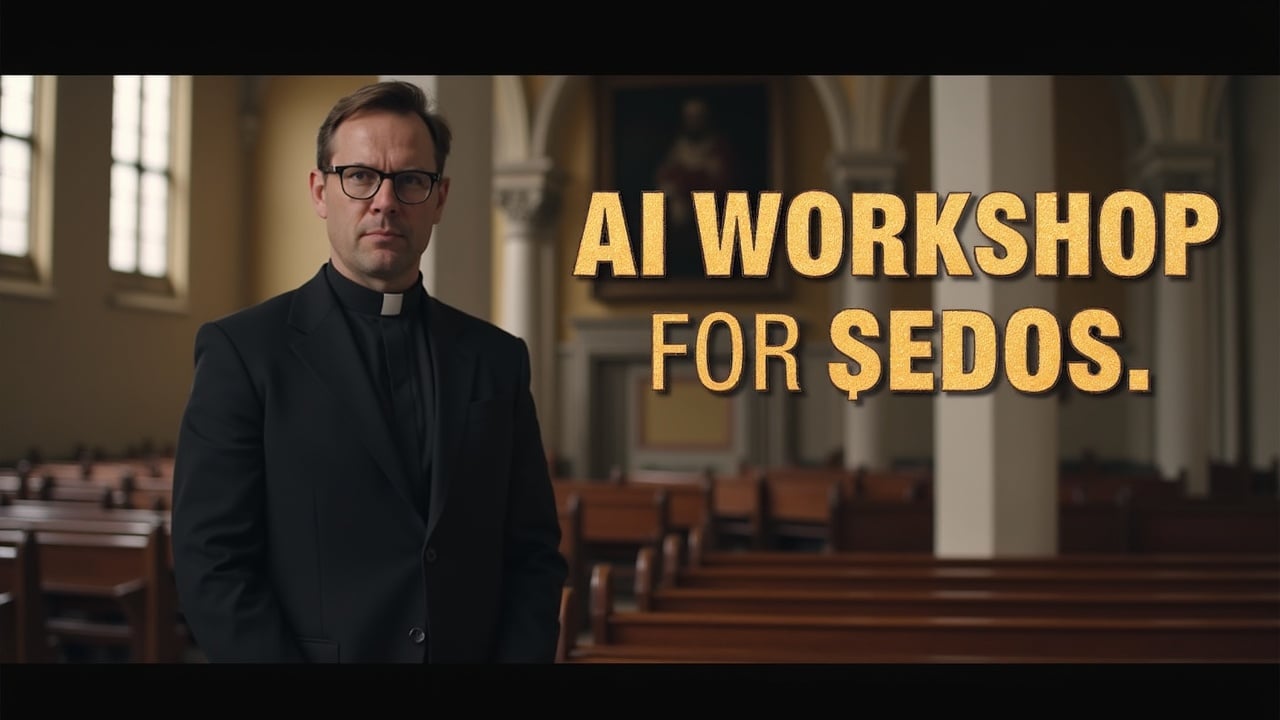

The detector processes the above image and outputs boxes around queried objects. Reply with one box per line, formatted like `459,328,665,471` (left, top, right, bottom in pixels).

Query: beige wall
249,76,376,304
0,76,247,462
2,74,1272,470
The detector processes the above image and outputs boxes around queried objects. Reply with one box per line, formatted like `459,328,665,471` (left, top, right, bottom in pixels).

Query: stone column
494,158,562,436
931,76,1059,558
1132,144,1219,496
829,152,900,472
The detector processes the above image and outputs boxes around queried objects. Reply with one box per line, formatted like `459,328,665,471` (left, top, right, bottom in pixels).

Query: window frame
108,74,192,315
0,75,56,301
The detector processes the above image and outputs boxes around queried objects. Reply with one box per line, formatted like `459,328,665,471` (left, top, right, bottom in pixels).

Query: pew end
589,562,616,647
0,529,51,662
661,532,685,588
555,585,575,663
633,546,659,611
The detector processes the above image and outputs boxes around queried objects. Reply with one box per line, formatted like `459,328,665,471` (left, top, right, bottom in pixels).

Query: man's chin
356,256,418,285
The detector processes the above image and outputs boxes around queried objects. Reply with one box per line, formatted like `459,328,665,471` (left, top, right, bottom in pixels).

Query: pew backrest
0,529,49,662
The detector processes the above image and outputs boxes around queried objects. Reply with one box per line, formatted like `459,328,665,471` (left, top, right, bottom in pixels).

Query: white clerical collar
380,293,404,316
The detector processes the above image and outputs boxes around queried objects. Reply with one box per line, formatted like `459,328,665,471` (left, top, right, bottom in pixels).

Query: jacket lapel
288,268,426,534
425,298,475,541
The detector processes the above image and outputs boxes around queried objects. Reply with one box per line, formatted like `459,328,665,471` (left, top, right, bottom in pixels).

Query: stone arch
1121,75,1168,145
493,76,530,164
884,75,923,152
806,75,852,154
526,75,852,162
882,75,1169,154
529,75,575,161
1180,75,1244,146
1199,75,1232,142
501,75,1176,180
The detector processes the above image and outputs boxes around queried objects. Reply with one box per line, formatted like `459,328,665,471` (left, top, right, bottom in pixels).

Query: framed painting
592,75,790,302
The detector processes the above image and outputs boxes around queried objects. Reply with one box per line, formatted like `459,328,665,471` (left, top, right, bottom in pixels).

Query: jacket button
409,627,426,644
424,547,437,563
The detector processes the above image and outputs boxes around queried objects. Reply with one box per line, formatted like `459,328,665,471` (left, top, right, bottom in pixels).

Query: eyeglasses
324,165,441,205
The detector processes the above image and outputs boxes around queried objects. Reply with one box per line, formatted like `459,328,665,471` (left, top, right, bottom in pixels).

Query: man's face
309,110,450,292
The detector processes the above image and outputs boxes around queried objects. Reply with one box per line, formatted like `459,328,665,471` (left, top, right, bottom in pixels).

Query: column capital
1129,142,1220,193
494,157,564,226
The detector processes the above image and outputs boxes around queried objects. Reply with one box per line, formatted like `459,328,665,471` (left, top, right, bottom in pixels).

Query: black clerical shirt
323,262,435,520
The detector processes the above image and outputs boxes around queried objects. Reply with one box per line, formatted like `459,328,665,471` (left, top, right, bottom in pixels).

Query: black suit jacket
171,265,568,663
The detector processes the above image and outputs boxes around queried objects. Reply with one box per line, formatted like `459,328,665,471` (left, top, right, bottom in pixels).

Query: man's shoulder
198,286,302,345
431,298,525,352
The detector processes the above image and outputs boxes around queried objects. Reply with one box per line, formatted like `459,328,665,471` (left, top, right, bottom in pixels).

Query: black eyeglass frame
323,164,442,205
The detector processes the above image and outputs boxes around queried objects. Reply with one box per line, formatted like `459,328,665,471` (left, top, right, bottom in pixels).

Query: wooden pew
550,479,670,627
675,526,1280,574
119,483,172,512
853,466,932,502
705,470,766,550
0,500,170,528
0,529,51,662
662,559,1280,595
0,472,28,501
1210,458,1279,500
758,468,844,551
0,592,12,660
0,516,181,662
0,501,173,569
572,562,1280,663
620,468,712,540
551,480,670,576
1132,500,1280,553
636,546,1279,620
636,582,1280,621
827,497,1279,554
21,459,168,485
833,499,933,552
76,471,173,512
1057,455,1185,502
26,476,125,508
1,458,174,512
557,492,585,636
1060,502,1131,553
555,585,574,664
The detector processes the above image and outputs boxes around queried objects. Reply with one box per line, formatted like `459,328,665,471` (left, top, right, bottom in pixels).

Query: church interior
0,75,1276,669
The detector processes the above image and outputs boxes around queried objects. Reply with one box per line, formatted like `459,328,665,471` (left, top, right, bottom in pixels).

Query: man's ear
432,176,451,219
309,168,329,219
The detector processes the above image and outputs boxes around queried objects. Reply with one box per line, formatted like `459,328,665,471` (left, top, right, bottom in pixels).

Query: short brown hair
315,80,453,175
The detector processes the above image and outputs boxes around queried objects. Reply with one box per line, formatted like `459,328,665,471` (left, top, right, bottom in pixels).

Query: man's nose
369,178,401,212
